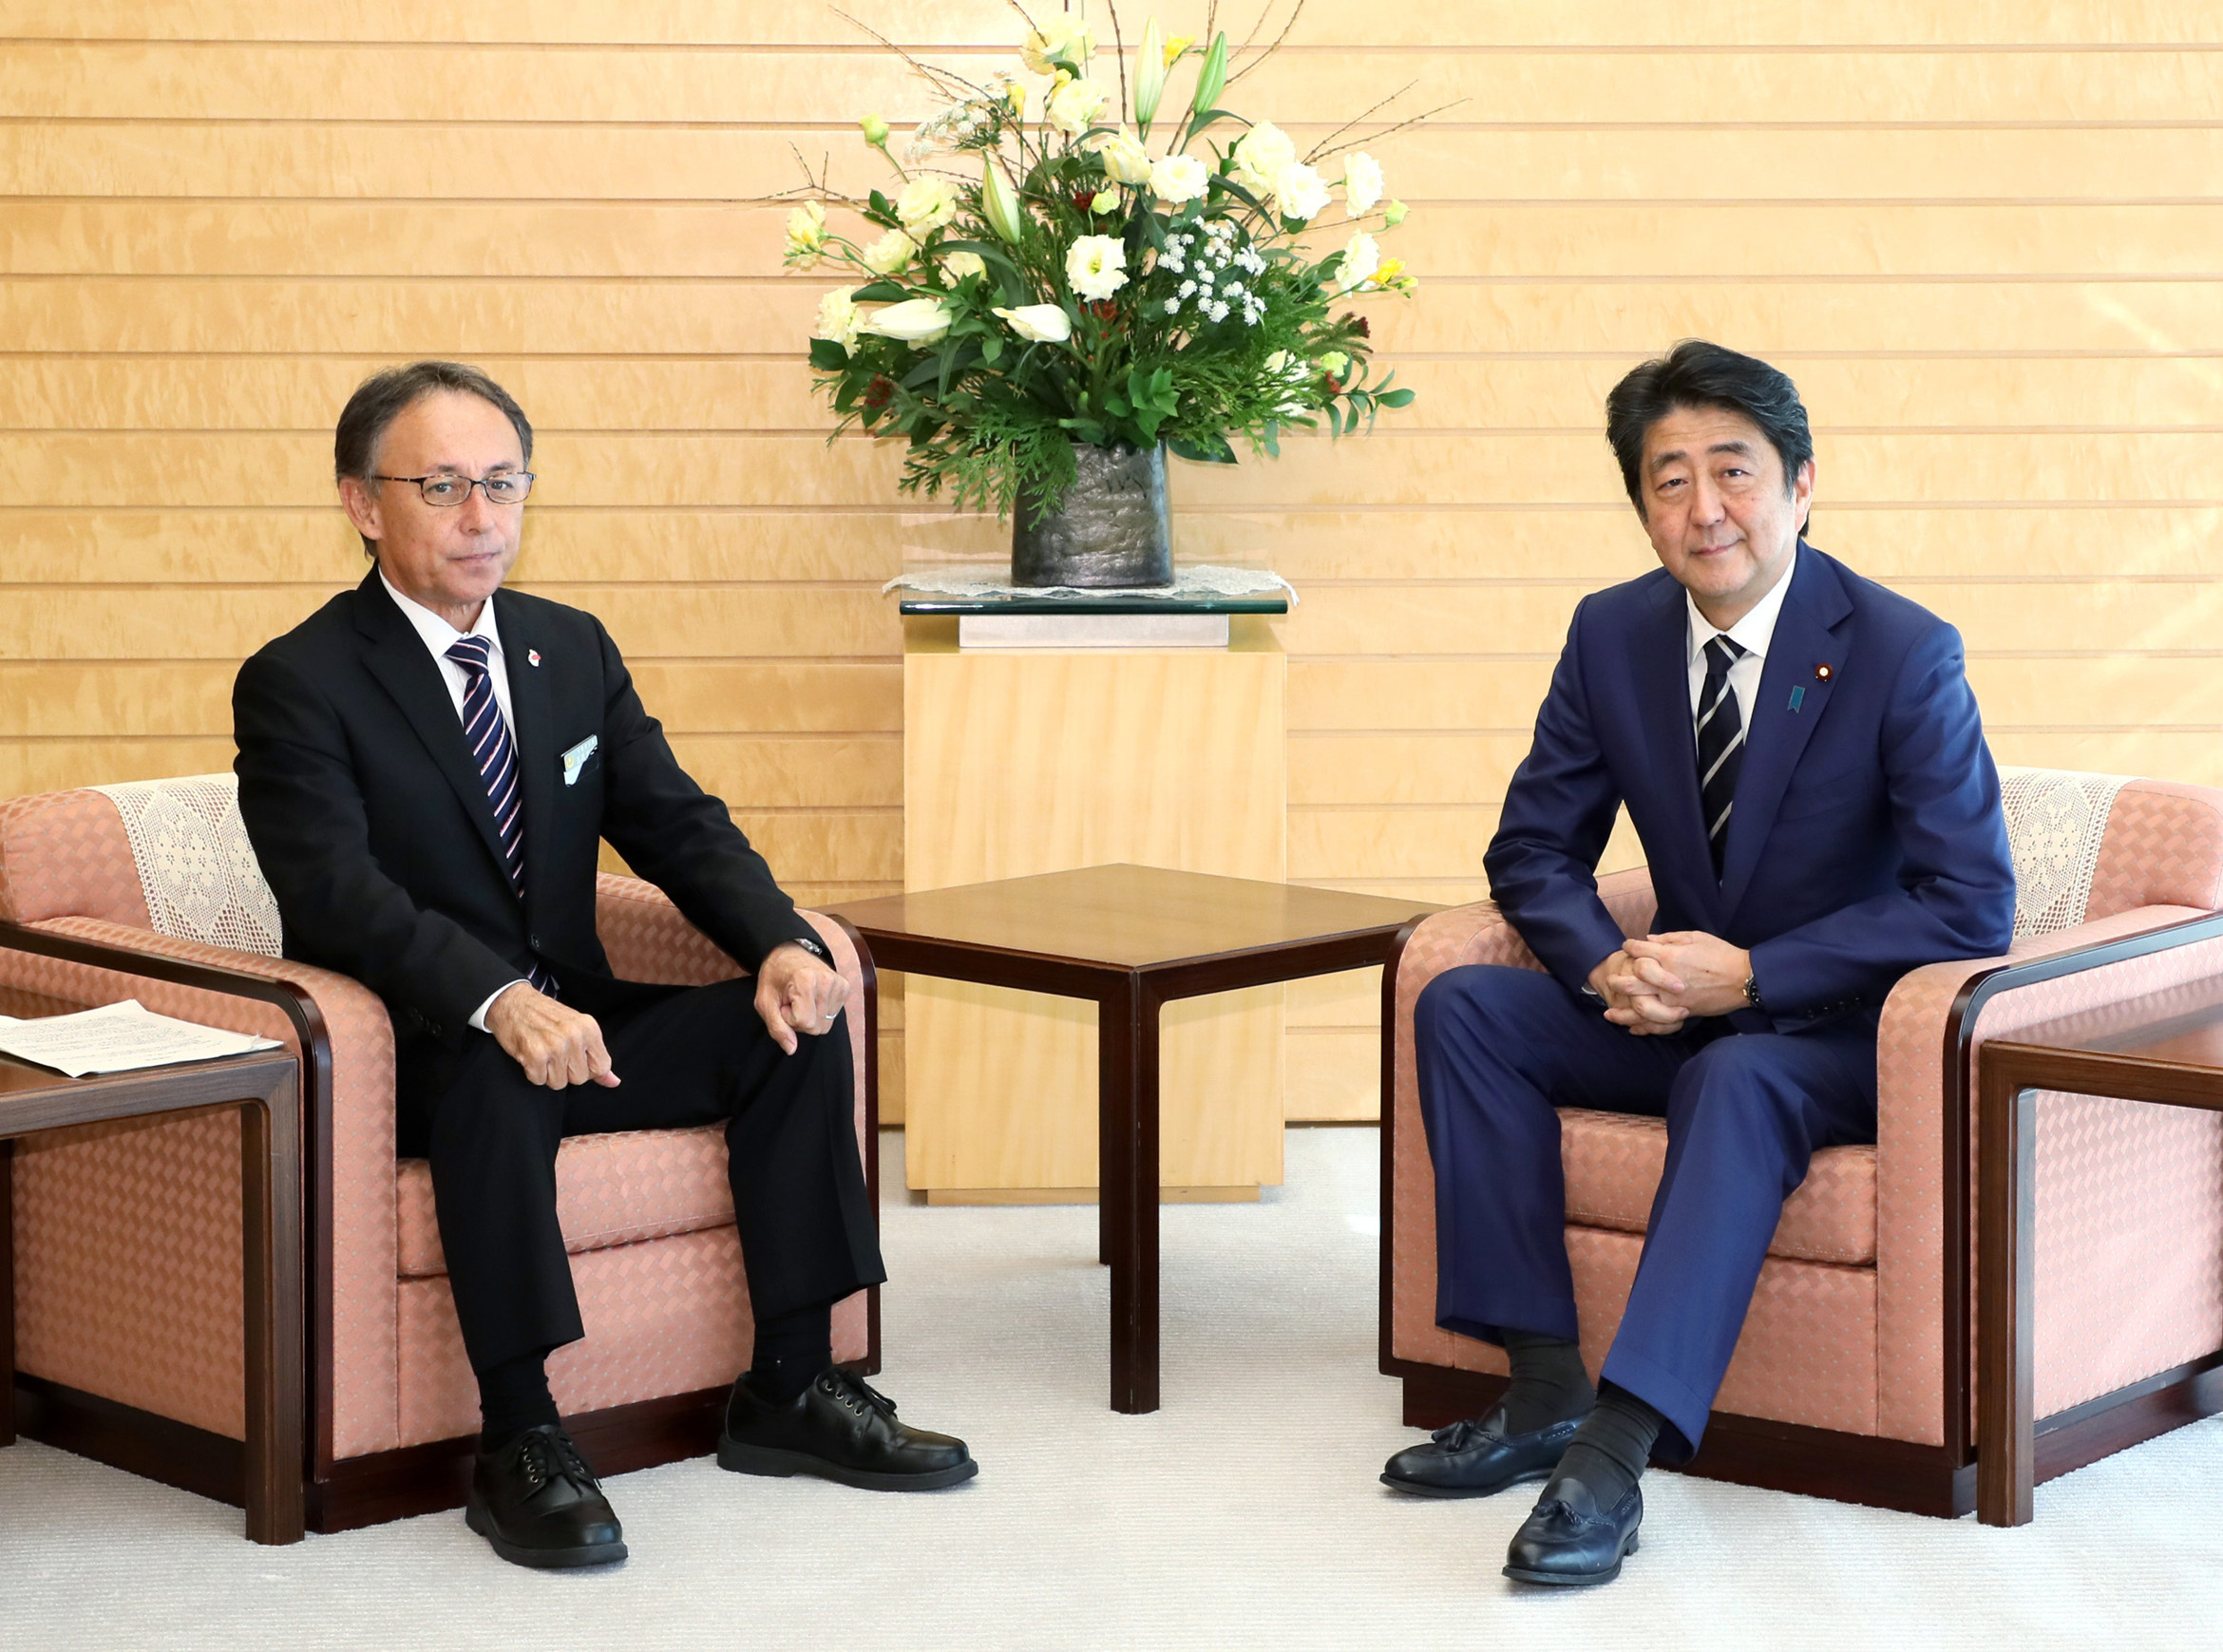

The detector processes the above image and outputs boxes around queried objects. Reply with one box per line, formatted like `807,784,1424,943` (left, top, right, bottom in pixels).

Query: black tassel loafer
1502,1475,1644,1586
718,1367,978,1491
1380,1411,1584,1499
464,1423,628,1569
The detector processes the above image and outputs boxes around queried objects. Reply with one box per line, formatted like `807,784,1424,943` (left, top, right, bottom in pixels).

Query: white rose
810,287,860,349
862,227,918,275
1022,17,1094,74
940,249,986,283
1046,77,1113,136
863,298,953,344
1271,161,1330,224
1230,121,1296,192
1092,130,1153,186
1149,153,1208,203
1342,150,1384,216
1337,230,1380,292
1065,233,1130,301
896,175,960,234
993,303,1074,344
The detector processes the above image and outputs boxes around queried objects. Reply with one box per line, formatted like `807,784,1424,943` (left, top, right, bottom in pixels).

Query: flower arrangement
783,5,1422,522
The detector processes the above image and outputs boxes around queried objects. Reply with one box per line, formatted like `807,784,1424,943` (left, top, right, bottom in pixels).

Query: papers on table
0,998,283,1078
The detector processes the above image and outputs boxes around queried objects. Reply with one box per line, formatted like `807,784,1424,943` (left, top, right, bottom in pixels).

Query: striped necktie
446,635,554,995
1696,634,1748,879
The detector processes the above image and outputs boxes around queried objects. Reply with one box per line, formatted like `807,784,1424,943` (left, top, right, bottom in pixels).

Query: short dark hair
333,360,533,555
1604,340,1814,528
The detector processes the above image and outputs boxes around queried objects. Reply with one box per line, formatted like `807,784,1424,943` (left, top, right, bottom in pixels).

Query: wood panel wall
4,2,2218,1121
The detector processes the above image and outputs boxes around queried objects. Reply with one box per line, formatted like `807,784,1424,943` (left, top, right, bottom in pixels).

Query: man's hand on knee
1590,949,1690,1036
754,941,852,1055
484,983,620,1089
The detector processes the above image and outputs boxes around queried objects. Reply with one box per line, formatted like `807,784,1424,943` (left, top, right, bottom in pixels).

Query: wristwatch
789,934,830,962
1741,974,1764,1011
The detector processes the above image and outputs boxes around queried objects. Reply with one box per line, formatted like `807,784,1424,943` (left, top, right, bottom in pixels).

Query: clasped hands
484,940,850,1089
1587,931,1752,1035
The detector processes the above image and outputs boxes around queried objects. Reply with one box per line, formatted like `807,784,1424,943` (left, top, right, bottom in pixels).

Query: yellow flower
783,199,827,268
1373,257,1405,286
1164,34,1192,66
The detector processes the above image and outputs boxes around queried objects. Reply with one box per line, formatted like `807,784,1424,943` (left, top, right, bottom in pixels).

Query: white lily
864,298,954,344
993,304,1074,344
981,161,1025,244
1134,18,1167,127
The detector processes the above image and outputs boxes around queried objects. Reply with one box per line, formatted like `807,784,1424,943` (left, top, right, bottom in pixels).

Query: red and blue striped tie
446,635,554,995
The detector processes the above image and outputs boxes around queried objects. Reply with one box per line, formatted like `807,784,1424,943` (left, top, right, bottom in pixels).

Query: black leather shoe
1502,1475,1643,1586
1380,1410,1583,1499
718,1367,978,1491
464,1423,627,1569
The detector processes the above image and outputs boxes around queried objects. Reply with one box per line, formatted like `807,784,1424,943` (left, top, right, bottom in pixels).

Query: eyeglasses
373,472,536,506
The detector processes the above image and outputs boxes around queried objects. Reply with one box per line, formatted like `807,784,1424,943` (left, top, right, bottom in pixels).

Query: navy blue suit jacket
1484,542,2016,1034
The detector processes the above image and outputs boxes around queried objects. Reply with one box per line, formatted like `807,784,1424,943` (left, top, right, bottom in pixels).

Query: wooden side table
2,1042,303,1544
1977,987,2223,1527
827,864,1437,1413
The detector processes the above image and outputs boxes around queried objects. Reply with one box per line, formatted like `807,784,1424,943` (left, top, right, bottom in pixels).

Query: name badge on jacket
560,735,598,787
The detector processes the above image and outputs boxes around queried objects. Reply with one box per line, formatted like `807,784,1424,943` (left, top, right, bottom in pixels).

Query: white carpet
4,1126,2221,1650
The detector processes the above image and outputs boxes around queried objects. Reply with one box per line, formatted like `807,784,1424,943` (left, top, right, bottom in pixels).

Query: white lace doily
91,773,284,958
1998,766,2132,940
884,563,1298,604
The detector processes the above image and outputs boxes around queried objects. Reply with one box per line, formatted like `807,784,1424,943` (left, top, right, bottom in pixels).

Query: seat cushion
397,1125,734,1280
1559,1110,1877,1265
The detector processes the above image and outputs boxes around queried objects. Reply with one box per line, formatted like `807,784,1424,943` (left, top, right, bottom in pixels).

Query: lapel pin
1814,662,1833,682
528,649,542,668
1788,686,1806,712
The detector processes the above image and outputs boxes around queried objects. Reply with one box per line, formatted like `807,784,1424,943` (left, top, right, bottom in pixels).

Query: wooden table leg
2,1137,14,1448
1098,973,1162,1415
1977,1058,2038,1528
240,1077,306,1544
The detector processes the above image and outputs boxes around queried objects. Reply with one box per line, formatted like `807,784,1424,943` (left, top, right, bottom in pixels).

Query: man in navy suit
1378,342,2015,1586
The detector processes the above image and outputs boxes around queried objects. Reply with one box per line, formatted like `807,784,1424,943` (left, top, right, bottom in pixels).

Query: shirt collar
378,568,503,660
1685,552,1795,667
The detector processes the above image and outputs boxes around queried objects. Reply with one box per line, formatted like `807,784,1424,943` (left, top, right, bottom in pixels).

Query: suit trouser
397,977,886,1375
1414,964,1878,1460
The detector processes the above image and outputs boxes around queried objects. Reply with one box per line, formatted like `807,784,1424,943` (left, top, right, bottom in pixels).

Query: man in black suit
235,361,974,1570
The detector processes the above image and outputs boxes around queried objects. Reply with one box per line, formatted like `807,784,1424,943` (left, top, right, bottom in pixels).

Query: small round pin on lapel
1814,662,1833,682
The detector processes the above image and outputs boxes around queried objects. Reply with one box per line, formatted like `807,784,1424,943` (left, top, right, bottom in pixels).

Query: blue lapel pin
1788,686,1806,712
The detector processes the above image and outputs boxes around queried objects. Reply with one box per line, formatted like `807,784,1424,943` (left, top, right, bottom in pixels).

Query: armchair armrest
1872,902,2223,1446
591,873,882,1369
0,915,400,1464
1379,868,1658,1375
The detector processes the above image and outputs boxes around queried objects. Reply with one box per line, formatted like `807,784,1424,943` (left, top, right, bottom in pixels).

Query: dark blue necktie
446,635,554,995
1696,635,1747,880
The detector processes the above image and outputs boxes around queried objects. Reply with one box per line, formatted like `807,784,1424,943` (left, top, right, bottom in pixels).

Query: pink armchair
1380,770,2223,1513
0,777,878,1531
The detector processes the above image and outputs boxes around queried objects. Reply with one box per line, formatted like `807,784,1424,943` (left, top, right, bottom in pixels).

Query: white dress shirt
377,570,525,1032
1684,559,1795,734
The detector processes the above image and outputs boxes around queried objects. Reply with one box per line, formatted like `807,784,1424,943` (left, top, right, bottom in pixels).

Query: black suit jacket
234,571,817,1053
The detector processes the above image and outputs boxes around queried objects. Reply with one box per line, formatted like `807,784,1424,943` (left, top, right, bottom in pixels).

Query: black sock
747,1301,834,1405
1495,1329,1596,1434
477,1347,559,1449
1549,1382,1662,1510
